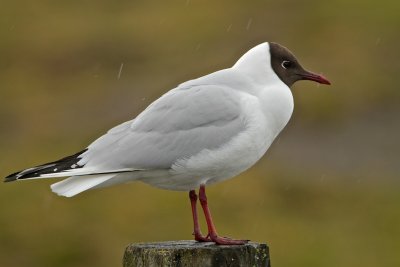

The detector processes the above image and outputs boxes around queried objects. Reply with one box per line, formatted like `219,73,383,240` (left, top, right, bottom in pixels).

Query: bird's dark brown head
269,42,330,87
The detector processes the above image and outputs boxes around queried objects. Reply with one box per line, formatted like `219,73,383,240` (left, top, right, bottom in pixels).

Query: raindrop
246,18,253,31
117,63,124,80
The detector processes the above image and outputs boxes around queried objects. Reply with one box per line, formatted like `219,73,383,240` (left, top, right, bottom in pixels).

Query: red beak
300,71,331,85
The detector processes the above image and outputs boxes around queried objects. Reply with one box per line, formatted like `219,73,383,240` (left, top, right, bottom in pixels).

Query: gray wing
80,84,246,170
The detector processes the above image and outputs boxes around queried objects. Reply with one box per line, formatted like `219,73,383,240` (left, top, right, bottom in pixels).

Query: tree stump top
123,240,270,267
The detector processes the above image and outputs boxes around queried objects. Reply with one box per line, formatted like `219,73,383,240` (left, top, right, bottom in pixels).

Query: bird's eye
281,60,292,69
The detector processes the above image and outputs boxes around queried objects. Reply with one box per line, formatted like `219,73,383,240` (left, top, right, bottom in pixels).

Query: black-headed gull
5,42,330,245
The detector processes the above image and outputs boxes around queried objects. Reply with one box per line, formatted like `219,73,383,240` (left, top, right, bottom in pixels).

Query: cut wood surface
123,240,270,267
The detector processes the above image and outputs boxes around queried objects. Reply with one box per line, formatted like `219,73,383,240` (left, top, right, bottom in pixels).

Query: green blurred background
1,0,399,266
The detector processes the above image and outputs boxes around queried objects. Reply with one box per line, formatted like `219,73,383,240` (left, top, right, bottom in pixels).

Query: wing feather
80,84,246,170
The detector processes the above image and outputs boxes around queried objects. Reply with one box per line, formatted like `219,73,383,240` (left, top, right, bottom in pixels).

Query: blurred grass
0,0,399,266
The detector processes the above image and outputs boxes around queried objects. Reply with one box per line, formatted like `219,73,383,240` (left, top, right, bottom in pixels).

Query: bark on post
123,240,270,267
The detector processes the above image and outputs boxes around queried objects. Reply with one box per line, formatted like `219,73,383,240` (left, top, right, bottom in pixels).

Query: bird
5,42,330,245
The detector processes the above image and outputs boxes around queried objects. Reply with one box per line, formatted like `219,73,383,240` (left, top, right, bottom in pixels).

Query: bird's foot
209,233,249,245
193,232,212,242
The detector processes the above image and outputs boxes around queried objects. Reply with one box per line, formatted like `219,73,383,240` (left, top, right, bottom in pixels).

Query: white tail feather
50,174,116,197
91,173,139,189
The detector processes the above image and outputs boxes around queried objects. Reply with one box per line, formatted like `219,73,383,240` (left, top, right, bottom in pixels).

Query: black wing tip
3,149,88,182
4,176,17,183
4,170,20,182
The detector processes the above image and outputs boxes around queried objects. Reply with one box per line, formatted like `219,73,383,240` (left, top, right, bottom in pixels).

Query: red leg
198,185,249,245
189,190,211,242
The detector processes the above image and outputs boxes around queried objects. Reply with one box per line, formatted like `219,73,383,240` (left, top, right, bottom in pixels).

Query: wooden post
123,240,270,267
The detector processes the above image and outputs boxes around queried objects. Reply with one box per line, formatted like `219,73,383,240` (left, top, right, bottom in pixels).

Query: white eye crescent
281,60,292,69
